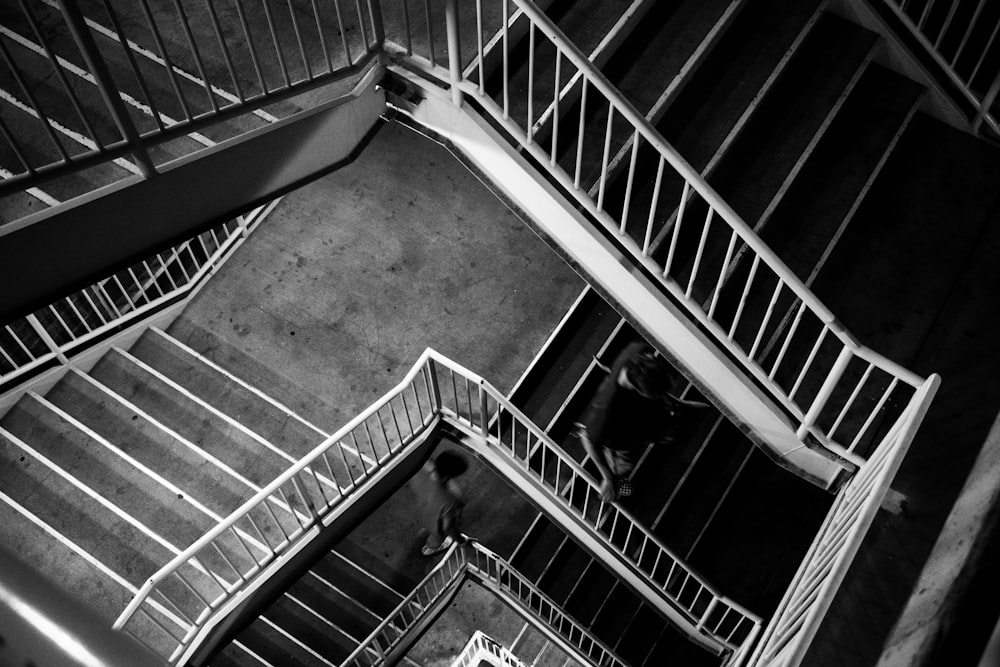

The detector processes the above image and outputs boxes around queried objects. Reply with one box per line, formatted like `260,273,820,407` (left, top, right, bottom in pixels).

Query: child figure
413,450,468,556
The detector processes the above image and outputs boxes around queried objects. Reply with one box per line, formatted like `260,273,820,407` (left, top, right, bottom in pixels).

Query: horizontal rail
115,348,760,663
746,372,941,666
0,205,274,391
881,0,1000,138
384,0,931,469
343,539,629,667
0,0,381,196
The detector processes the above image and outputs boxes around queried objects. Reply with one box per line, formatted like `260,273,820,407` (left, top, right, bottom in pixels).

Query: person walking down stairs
414,450,469,556
577,341,707,502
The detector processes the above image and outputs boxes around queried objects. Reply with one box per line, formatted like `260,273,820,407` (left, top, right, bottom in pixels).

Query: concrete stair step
236,614,336,667
685,448,831,616
48,368,258,519
658,0,826,175
813,113,1000,368
508,287,622,431
262,592,357,663
0,496,133,624
87,346,293,488
0,410,173,584
286,571,382,646
708,12,879,227
6,391,219,551
165,318,342,434
602,0,739,117
130,327,330,460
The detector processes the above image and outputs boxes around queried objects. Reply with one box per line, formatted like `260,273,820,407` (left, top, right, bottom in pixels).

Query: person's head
431,451,468,481
621,351,677,399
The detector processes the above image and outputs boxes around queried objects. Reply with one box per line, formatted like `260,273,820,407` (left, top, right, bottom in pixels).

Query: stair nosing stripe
329,549,407,600
702,6,829,181
110,347,297,465
70,369,264,494
281,591,360,643
148,326,331,441
230,640,275,667
803,99,922,289
0,423,189,562
650,414,725,532
111,347,349,495
258,615,339,667
751,49,878,240
0,485,138,593
304,570,384,622
33,390,273,559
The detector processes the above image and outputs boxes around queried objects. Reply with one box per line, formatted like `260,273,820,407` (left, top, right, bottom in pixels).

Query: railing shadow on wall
113,348,762,666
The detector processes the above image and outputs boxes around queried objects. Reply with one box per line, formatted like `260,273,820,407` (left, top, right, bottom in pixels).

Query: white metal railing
114,348,759,664
450,631,530,667
342,539,628,667
0,203,275,391
0,0,383,195
377,0,932,473
746,372,940,666
882,0,1000,139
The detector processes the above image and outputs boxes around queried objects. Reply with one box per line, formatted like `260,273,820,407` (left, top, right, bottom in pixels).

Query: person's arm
577,424,617,502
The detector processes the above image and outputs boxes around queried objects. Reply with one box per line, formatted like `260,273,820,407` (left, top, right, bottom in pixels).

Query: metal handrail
1,207,271,392
745,372,940,666
342,538,630,667
114,348,760,664
881,0,1000,138
394,0,930,469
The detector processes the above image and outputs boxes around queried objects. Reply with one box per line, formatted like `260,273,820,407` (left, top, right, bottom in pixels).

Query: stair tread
88,349,292,487
709,12,880,226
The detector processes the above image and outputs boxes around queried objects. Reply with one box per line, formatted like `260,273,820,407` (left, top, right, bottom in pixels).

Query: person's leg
604,448,636,497
421,504,461,556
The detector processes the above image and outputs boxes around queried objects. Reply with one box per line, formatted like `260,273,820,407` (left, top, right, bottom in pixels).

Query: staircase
0,324,333,636
3,0,1000,665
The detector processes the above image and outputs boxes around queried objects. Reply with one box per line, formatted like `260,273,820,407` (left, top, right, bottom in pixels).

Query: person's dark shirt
580,341,663,453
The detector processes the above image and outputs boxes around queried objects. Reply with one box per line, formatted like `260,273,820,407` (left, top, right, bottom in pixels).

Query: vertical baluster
475,0,484,95
550,51,561,166
168,0,218,111
749,278,783,360
27,1,101,145
284,0,312,79
729,254,760,340
423,0,436,67
260,0,291,88
708,228,739,320
663,181,690,278
204,0,245,100
951,0,988,69
642,155,664,256
620,131,640,234
789,325,829,402
138,0,193,120
526,23,535,144
309,0,334,72
0,36,70,163
232,0,268,94
768,300,807,381
685,207,714,300
574,79,587,189
399,0,412,56
354,0,370,49
932,0,961,49
502,0,509,119
596,101,614,212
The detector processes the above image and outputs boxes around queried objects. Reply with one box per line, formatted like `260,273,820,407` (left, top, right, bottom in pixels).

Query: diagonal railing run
113,348,759,665
342,539,629,667
377,0,933,475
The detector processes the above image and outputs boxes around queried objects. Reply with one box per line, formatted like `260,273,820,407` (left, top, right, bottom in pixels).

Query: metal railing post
426,358,442,411
25,314,69,365
444,0,464,106
973,72,1000,135
479,382,489,441
55,0,156,178
796,345,853,441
